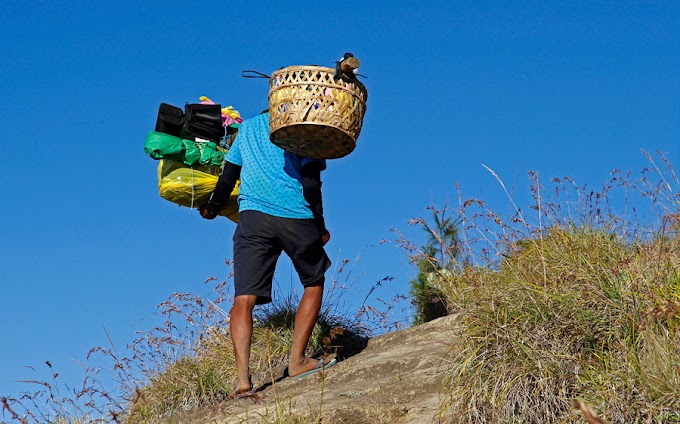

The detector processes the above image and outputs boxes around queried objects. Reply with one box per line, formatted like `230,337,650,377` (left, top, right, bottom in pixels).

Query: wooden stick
341,57,360,73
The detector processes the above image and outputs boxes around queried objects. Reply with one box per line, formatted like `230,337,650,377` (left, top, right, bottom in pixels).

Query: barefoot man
199,111,332,397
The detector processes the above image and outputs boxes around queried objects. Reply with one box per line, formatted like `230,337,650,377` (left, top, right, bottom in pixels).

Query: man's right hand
321,231,330,246
199,205,217,220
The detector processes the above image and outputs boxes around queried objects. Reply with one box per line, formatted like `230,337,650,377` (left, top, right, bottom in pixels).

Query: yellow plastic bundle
157,159,240,222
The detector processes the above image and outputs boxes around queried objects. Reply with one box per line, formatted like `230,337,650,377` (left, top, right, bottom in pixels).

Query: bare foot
230,377,253,399
229,388,261,401
230,382,263,401
288,357,331,377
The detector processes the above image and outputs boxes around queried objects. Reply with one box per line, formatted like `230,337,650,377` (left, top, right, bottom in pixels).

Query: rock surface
180,314,461,423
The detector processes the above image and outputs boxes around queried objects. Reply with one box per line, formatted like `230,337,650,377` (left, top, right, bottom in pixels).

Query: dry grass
409,151,680,423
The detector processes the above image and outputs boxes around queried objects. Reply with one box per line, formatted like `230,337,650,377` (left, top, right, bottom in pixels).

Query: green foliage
409,206,461,324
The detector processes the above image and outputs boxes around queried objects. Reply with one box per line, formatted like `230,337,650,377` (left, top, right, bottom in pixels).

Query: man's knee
231,295,258,314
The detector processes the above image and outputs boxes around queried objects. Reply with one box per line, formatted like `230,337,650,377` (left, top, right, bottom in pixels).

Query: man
199,111,332,397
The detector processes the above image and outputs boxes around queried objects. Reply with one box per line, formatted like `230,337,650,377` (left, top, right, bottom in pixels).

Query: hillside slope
181,314,461,423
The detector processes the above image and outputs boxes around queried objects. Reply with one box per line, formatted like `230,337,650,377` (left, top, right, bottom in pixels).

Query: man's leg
231,211,280,392
230,294,258,393
288,281,325,376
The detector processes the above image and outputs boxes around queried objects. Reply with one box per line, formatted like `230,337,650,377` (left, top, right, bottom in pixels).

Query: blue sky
1,0,678,401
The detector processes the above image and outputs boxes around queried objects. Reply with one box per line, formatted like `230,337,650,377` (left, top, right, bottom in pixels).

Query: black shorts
233,209,331,304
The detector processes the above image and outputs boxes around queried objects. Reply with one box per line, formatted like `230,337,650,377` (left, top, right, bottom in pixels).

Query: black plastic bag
183,103,224,142
155,103,185,137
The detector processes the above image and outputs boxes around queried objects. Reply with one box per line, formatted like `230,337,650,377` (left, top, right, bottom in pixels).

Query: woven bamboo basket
268,66,368,159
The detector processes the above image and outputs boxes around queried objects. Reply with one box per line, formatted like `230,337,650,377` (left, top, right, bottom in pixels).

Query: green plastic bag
144,131,225,167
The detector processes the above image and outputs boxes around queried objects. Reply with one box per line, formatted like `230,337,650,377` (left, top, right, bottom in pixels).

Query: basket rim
270,80,365,93
270,65,336,76
269,65,367,98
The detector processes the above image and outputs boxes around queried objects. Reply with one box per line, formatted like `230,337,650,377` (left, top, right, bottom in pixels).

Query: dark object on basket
183,103,224,142
334,53,360,83
155,103,185,137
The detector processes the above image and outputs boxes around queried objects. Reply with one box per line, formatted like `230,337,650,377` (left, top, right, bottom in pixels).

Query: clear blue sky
1,0,678,400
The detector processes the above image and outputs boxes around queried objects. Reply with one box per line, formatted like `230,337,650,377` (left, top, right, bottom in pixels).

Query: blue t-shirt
225,113,326,219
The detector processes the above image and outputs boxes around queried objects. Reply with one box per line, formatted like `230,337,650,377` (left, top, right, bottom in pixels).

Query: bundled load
145,96,242,222
268,54,368,159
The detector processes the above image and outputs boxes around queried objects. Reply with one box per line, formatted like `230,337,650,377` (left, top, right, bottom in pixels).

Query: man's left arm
301,161,329,244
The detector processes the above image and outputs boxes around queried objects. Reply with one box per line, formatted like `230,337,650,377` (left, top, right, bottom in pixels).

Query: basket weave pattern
269,66,367,159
